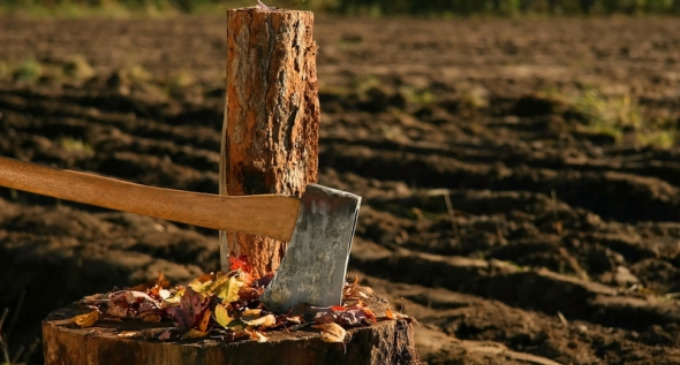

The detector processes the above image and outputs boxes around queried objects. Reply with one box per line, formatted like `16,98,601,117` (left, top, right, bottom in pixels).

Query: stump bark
42,301,418,365
219,8,320,277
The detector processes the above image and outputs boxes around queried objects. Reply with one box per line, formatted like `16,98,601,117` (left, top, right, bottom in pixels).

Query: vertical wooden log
220,8,320,277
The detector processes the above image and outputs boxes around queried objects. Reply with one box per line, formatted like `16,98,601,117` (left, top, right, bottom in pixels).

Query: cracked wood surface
220,8,320,276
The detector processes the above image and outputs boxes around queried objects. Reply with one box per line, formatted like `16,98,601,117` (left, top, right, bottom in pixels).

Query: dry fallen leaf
73,310,99,328
314,322,347,343
189,278,213,293
241,308,262,317
214,304,233,328
246,329,268,343
156,271,171,289
166,287,210,332
140,312,162,323
243,314,277,329
217,276,242,303
286,316,303,325
198,309,212,332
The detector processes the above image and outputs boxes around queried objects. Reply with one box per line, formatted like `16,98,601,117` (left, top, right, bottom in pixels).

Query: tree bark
219,8,320,277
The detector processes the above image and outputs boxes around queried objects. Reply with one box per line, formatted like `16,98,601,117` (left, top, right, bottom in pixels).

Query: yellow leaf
241,308,262,318
163,287,185,304
73,310,99,328
217,276,242,303
207,273,231,295
313,322,347,344
214,304,234,328
188,278,213,293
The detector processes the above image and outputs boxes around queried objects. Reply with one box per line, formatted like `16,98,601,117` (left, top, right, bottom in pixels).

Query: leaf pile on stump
74,256,406,344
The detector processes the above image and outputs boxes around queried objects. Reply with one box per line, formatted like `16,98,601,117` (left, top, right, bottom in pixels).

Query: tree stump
219,8,320,277
42,7,420,365
42,295,418,365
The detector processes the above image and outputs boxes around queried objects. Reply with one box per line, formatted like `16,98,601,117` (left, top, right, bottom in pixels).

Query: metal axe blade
260,184,361,313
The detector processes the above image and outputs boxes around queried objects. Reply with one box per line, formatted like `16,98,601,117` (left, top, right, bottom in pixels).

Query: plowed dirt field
1,16,680,364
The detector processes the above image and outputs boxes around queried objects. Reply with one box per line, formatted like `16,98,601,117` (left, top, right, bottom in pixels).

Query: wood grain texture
43,302,419,365
220,8,320,276
0,156,300,241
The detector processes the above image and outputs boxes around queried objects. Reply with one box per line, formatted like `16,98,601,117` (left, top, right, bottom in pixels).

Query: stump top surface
44,304,380,344
43,303,418,365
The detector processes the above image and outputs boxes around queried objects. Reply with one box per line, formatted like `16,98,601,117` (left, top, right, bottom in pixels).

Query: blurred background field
2,0,680,17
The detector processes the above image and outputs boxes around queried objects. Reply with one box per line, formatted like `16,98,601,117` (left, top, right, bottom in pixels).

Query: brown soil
1,15,680,364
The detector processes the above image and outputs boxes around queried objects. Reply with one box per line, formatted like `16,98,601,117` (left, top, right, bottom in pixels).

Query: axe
0,156,361,313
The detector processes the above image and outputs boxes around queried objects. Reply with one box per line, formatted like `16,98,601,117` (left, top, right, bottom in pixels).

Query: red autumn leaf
229,255,253,274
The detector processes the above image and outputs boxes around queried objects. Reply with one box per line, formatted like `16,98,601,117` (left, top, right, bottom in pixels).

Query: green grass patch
59,137,95,155
12,59,43,83
564,88,677,149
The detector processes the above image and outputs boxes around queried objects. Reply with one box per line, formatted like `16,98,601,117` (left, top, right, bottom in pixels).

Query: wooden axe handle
0,156,300,241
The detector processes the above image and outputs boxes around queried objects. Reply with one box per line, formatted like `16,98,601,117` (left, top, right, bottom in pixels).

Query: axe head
261,184,361,313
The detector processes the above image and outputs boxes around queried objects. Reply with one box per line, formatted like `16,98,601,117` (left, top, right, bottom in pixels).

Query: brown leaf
314,322,347,343
156,272,171,289
198,309,212,333
140,312,162,323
